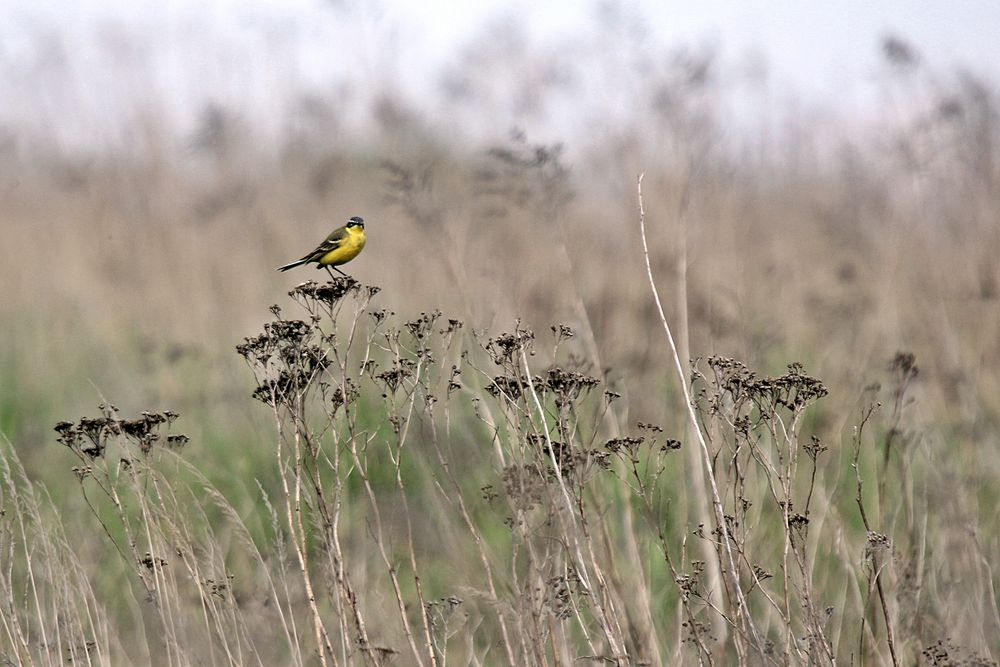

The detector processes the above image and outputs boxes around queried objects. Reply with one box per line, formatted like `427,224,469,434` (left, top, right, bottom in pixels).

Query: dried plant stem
425,436,518,665
852,405,900,667
382,355,439,665
668,163,730,650
276,414,336,667
520,349,626,663
341,413,429,667
636,173,762,655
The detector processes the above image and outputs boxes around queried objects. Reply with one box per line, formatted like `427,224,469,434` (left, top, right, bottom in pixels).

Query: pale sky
382,0,1000,95
2,0,998,152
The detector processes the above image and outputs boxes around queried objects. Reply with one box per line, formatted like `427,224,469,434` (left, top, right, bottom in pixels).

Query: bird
276,216,367,279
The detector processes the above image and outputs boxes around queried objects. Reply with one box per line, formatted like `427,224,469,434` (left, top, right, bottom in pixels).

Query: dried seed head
404,310,442,340
501,463,547,511
55,408,185,459
289,278,361,308
486,374,524,401
543,368,599,406
442,318,463,335
330,379,359,412
485,326,535,365
166,434,190,450
139,553,168,570
804,435,828,460
375,359,416,393
661,439,682,453
604,436,644,455
251,370,311,406
551,324,574,342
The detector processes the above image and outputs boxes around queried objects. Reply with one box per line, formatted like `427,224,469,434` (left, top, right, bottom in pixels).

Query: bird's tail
276,258,308,272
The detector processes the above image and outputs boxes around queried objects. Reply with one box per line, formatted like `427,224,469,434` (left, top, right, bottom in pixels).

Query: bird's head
346,216,365,230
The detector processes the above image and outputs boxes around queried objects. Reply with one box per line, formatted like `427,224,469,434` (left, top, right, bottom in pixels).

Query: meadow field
2,29,1000,666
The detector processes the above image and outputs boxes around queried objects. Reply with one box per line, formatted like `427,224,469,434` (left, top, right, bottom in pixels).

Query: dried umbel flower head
527,434,610,477
804,435,828,460
404,310,442,341
888,351,919,397
289,278,362,310
865,530,892,562
236,319,314,366
604,436,644,456
551,323,574,343
375,358,417,394
637,421,664,433
55,407,187,459
486,374,525,401
544,571,585,620
921,639,995,667
446,365,462,395
541,367,600,407
329,378,360,413
441,318,463,336
139,553,168,570
251,370,313,406
238,311,342,405
705,356,828,412
501,463,548,512
166,434,190,450
485,325,535,365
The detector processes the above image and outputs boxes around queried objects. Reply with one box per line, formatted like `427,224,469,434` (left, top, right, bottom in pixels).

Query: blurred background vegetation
1,2,999,664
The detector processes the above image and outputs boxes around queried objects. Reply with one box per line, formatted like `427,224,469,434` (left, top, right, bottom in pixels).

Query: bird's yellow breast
319,226,366,266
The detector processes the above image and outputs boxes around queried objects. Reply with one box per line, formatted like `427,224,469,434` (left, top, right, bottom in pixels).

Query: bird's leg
323,265,352,281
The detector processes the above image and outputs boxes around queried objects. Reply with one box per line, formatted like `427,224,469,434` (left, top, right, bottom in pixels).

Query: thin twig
636,173,763,653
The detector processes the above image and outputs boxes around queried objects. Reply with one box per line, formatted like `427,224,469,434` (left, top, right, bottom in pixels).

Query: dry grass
2,33,1000,666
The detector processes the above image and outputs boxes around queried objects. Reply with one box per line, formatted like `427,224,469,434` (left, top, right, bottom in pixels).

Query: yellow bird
277,216,367,279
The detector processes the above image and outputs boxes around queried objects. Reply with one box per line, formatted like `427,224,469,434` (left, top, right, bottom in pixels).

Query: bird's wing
302,225,347,262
